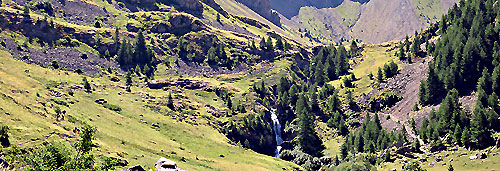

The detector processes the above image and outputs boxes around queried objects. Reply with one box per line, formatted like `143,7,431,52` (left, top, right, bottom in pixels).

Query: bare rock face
236,0,281,25
270,0,343,19
151,13,207,35
350,0,427,43
173,0,203,10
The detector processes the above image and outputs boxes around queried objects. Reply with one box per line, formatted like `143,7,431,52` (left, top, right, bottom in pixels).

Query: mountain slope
350,0,426,43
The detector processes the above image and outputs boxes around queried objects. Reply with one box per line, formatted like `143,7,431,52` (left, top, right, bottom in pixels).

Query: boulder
476,152,487,159
155,158,180,171
125,165,145,171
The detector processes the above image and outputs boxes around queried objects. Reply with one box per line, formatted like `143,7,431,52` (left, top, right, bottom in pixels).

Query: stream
270,109,283,158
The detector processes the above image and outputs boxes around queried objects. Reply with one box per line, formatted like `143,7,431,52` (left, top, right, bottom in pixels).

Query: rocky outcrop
148,79,209,90
151,14,207,35
270,0,343,19
236,0,281,25
173,0,203,11
125,165,146,171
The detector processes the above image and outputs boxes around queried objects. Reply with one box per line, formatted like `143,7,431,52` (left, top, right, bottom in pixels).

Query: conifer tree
296,94,324,156
276,37,284,50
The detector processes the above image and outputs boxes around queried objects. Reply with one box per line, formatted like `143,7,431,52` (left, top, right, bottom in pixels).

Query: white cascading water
270,109,283,158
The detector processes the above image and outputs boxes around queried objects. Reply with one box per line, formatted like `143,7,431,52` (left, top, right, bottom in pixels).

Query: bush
103,103,121,111
80,52,88,59
0,125,9,147
51,60,59,69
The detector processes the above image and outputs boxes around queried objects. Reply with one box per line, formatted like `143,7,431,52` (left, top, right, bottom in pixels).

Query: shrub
0,125,9,147
80,52,88,59
51,60,59,69
103,103,121,111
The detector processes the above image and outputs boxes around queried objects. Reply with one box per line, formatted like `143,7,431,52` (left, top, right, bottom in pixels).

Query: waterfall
270,109,283,158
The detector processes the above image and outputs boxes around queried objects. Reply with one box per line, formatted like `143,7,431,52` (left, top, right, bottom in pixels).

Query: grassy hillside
0,43,300,170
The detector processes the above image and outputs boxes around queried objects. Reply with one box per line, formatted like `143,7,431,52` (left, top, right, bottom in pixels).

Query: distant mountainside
214,0,456,44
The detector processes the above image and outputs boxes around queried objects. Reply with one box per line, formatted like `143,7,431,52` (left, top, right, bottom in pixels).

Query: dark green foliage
23,4,30,17
35,1,54,16
419,66,442,105
403,161,425,171
75,124,97,155
341,113,401,155
296,94,325,157
420,0,500,103
102,103,122,112
80,52,88,59
382,61,398,79
275,37,284,50
216,13,221,22
167,93,174,109
24,125,107,170
117,30,155,67
398,43,406,61
350,40,359,57
266,37,273,51
51,60,59,69
377,67,383,83
125,70,132,86
448,164,454,171
222,111,274,155
0,125,9,147
83,77,91,92
306,45,350,85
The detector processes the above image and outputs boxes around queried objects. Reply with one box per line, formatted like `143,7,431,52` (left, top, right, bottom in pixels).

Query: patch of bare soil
358,58,429,131
0,36,118,75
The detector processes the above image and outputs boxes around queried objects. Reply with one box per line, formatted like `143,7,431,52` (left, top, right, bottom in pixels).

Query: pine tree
448,164,454,171
266,37,273,51
340,143,348,159
83,77,91,92
377,67,383,83
350,40,358,57
492,65,500,95
354,132,364,152
453,124,462,145
314,62,326,85
0,125,9,147
259,38,266,50
461,127,470,147
125,70,132,86
296,94,324,156
167,93,174,109
275,37,284,50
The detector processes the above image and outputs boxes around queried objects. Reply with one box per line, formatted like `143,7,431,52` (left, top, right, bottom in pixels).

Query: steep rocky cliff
270,0,344,19
236,0,281,25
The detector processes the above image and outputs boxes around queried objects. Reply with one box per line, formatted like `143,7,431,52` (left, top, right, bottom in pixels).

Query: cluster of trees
419,85,498,149
419,0,500,105
206,38,231,67
215,88,246,114
416,0,500,150
116,30,155,76
376,61,398,83
327,111,348,136
340,113,406,159
223,111,274,155
21,125,120,170
295,94,326,157
253,36,290,52
304,45,351,86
